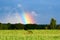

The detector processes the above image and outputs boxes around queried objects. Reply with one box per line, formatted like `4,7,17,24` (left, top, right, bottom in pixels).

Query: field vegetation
0,30,60,40
0,17,60,40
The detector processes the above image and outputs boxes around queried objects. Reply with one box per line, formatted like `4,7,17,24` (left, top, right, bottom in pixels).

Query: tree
15,23,24,29
25,24,39,29
7,23,11,29
0,23,2,29
50,18,56,29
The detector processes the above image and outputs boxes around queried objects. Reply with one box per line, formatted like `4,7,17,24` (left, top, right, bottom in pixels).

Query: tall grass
0,30,60,40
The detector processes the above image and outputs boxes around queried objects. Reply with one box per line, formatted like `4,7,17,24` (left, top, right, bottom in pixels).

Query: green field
0,30,60,40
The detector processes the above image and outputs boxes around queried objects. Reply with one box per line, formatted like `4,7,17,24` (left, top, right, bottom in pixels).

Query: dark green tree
15,23,24,29
7,23,11,29
50,18,56,29
0,23,2,29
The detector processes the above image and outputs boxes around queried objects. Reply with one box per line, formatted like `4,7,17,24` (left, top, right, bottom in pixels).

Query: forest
0,18,60,30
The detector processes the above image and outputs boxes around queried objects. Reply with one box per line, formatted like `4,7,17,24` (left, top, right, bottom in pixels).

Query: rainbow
24,12,35,24
18,7,35,24
20,12,35,24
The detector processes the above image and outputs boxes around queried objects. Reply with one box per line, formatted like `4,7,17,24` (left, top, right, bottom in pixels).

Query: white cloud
5,12,23,24
17,4,22,8
0,6,25,24
31,11,38,16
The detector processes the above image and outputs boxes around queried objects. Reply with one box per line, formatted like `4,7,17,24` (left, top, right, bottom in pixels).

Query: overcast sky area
0,0,60,24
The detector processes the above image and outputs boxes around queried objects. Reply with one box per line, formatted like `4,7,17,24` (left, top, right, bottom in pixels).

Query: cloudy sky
0,0,60,24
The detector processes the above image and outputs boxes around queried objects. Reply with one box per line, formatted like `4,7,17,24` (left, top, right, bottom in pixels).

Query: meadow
0,30,60,40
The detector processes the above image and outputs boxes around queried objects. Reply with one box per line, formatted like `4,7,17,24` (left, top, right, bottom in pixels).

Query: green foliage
0,18,60,30
25,24,39,29
0,23,2,29
50,18,56,29
15,23,24,29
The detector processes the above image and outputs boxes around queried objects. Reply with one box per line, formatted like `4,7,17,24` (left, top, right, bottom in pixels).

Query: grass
0,30,60,40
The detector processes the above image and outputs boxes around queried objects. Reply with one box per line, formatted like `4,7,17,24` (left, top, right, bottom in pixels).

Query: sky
0,0,60,24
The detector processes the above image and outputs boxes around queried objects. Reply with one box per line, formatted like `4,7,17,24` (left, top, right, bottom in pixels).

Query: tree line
0,18,60,30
